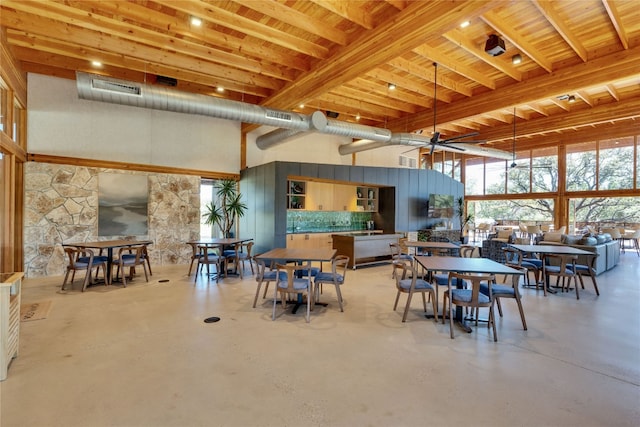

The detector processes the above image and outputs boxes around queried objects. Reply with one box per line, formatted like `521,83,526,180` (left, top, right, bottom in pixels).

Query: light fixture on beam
388,83,396,90
568,95,576,103
511,54,522,65
191,17,202,27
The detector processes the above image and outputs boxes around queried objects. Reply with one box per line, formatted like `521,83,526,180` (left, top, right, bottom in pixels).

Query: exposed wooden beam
154,0,329,58
605,84,620,101
576,90,594,107
388,56,474,97
481,10,553,73
230,0,347,45
442,28,522,81
311,0,374,30
413,44,496,89
531,0,589,62
602,0,629,49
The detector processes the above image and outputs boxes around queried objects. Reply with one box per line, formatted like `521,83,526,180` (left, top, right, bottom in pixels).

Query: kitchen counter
332,233,402,269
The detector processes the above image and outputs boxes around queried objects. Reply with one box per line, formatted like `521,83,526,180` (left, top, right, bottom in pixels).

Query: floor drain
158,279,169,283
204,317,220,323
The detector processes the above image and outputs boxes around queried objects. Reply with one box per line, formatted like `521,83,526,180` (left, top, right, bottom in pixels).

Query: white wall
28,73,418,172
27,74,241,173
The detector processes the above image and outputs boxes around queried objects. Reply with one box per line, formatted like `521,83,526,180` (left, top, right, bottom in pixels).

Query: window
485,159,506,194
465,157,484,195
200,180,216,238
13,99,24,144
598,137,634,190
566,141,597,191
0,80,7,133
531,146,557,193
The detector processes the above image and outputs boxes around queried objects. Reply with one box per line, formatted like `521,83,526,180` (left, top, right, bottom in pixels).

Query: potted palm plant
456,196,474,244
202,179,247,238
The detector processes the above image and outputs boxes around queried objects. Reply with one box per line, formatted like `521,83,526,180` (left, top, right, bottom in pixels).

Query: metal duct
77,72,317,131
76,72,512,159
255,129,306,149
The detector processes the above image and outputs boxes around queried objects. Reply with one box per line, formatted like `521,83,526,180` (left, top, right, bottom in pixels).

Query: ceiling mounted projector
485,34,506,56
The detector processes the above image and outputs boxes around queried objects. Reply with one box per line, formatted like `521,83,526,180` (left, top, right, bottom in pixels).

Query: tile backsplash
287,211,373,233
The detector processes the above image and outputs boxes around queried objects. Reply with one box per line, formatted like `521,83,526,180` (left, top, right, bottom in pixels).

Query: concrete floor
2,252,639,427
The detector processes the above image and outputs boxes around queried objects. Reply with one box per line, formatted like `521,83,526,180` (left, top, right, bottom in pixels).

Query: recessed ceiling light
216,86,224,93
460,21,470,28
355,113,361,121
191,17,202,27
388,83,396,90
299,104,304,109
568,95,576,103
91,60,102,67
511,54,522,65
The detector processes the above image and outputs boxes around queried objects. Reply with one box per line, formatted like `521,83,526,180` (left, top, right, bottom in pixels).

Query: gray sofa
536,232,620,275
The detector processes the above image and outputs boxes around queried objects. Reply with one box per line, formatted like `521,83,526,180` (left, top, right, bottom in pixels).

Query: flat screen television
427,194,454,218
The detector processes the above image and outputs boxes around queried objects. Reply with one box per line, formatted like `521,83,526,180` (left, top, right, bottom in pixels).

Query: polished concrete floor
2,252,639,427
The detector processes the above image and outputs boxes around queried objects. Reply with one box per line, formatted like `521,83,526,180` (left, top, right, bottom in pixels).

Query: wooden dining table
508,244,595,294
63,239,153,283
404,240,460,255
186,237,253,277
256,247,337,312
414,255,524,332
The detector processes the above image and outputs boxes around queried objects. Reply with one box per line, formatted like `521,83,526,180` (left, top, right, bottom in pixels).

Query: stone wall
24,162,201,277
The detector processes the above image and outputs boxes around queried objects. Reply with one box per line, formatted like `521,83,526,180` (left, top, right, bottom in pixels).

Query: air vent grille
399,155,417,168
91,78,142,96
265,110,292,122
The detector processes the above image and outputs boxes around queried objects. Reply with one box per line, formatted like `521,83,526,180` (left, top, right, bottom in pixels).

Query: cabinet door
287,233,310,249
333,184,357,211
306,182,333,211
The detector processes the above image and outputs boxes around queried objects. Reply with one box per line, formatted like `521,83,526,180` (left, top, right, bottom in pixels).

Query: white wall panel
27,74,240,173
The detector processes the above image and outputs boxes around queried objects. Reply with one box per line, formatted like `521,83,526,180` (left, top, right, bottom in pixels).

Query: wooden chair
253,257,285,308
113,245,149,287
121,244,152,276
314,255,350,312
195,245,226,283
230,241,254,278
393,263,437,322
389,242,413,278
543,254,580,299
273,262,314,322
187,242,201,276
443,272,497,341
62,247,109,292
570,253,600,297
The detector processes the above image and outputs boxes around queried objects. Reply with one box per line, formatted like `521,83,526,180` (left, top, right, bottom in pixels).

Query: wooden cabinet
356,186,378,212
1,272,22,381
287,180,306,210
333,184,357,211
287,233,334,250
306,181,333,211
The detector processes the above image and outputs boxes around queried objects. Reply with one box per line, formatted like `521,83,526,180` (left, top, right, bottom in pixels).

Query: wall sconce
511,54,522,65
388,83,396,90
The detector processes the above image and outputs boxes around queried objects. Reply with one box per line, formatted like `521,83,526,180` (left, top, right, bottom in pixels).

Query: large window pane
531,146,558,192
485,159,507,194
465,158,484,195
566,141,596,191
473,198,554,225
598,137,634,190
507,151,530,194
569,196,640,232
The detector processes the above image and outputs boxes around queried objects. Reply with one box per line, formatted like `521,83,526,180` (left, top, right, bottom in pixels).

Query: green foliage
456,196,474,235
202,179,247,237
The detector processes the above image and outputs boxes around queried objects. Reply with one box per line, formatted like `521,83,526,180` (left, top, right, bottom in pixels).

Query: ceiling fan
426,63,485,155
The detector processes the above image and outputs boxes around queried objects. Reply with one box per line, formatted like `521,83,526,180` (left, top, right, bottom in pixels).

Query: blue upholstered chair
253,257,286,308
113,245,149,287
393,262,437,322
569,254,600,297
443,272,497,341
314,255,349,312
273,262,313,322
62,247,109,291
544,254,580,299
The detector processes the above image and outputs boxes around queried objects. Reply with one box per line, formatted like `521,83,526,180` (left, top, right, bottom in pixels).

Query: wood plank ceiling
1,0,639,157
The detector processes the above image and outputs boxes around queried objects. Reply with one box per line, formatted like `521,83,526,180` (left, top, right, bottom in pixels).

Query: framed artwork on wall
98,173,148,236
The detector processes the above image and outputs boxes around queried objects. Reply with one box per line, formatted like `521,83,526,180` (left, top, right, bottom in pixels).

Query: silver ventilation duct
77,72,319,131
76,72,512,159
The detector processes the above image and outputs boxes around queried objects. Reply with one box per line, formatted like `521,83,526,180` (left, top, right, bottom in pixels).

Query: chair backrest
119,245,146,264
65,247,93,268
198,245,221,263
448,272,495,306
527,225,541,234
389,243,402,259
242,241,254,256
460,246,477,258
393,262,409,289
545,254,578,275
275,262,312,293
331,255,349,279
502,247,523,266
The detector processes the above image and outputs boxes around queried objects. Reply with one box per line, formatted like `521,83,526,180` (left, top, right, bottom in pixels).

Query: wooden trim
27,153,240,180
0,29,27,106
